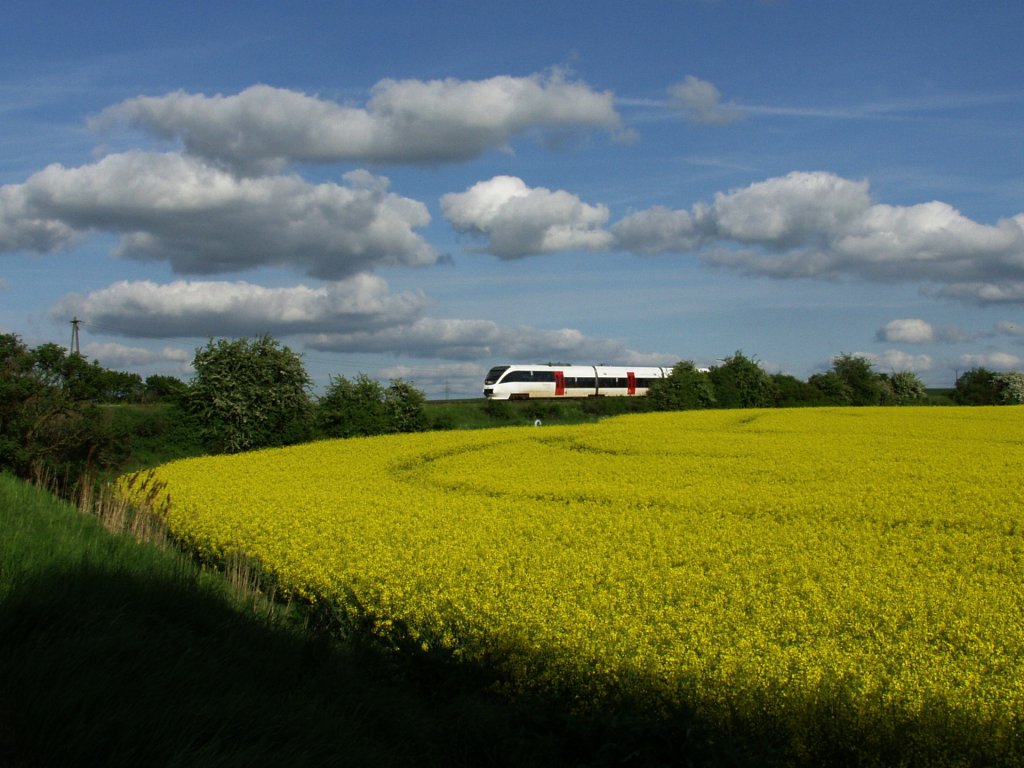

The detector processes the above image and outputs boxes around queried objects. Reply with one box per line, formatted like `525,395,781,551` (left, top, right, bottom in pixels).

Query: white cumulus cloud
53,275,428,338
0,183,80,253
0,154,438,278
877,318,935,344
441,175,613,259
864,349,935,372
612,171,1024,301
92,73,621,174
668,75,745,125
931,280,1024,305
609,206,705,254
877,318,975,344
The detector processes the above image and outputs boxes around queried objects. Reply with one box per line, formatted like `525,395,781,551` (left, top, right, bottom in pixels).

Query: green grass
0,474,736,767
424,396,652,430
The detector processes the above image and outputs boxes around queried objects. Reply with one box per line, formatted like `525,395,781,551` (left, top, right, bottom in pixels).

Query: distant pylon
70,317,81,356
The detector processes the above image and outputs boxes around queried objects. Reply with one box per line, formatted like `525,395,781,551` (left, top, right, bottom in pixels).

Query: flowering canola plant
124,407,1024,762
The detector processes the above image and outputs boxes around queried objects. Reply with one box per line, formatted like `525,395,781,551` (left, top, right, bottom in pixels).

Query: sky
2,0,1023,397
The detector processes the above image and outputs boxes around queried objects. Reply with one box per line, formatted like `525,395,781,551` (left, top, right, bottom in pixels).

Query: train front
483,365,511,398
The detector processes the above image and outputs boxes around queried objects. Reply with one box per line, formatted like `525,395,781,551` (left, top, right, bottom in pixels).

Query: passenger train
483,364,672,400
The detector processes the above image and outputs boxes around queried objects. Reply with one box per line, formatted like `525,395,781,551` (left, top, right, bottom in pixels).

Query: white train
483,364,672,400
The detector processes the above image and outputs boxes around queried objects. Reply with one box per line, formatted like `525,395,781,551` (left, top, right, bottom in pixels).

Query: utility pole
70,317,81,356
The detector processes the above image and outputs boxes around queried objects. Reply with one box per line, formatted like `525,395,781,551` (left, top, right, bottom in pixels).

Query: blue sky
2,0,1023,397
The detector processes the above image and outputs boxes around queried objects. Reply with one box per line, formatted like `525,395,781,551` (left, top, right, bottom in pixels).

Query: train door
554,370,565,396
626,371,637,395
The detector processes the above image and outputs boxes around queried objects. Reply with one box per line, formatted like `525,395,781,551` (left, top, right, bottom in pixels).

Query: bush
708,352,773,409
880,371,928,405
808,371,852,405
187,336,313,453
995,371,1024,404
32,343,145,403
317,374,389,438
770,373,822,407
317,375,429,438
831,354,883,406
144,374,189,404
647,361,715,411
0,333,114,481
954,368,1001,405
384,379,430,433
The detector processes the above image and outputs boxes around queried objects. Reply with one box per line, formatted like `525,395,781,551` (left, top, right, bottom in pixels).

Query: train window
502,370,532,383
485,366,511,385
533,370,556,382
568,377,596,389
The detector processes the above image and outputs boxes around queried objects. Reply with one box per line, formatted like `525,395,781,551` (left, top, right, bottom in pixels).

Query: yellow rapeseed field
124,406,1024,761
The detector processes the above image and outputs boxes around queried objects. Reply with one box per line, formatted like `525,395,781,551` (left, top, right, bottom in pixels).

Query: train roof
494,363,671,372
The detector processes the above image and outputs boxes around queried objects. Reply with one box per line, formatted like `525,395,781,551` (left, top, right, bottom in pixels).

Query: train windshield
484,366,511,385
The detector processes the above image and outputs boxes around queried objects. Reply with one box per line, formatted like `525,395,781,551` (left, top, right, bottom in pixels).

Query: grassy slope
4,475,662,768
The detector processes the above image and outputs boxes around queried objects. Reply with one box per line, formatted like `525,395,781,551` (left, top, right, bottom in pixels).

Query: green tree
708,351,774,409
879,371,928,405
62,355,108,401
831,354,883,406
808,370,852,405
383,378,429,433
995,371,1024,404
30,342,69,388
98,368,145,402
317,374,389,438
29,343,122,402
187,335,313,453
0,333,112,480
144,374,189,403
953,368,1000,405
646,361,715,411
769,373,822,407
316,374,429,437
